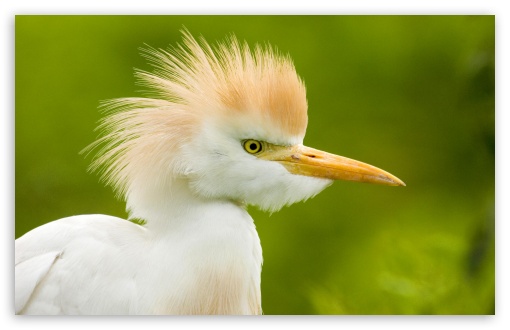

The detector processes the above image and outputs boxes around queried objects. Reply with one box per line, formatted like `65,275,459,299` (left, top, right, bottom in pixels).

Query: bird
15,30,405,315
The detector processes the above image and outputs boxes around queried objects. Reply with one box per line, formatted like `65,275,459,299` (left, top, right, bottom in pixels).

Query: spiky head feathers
85,31,311,205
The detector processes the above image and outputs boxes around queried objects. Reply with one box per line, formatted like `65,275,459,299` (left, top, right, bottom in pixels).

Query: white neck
125,176,263,314
126,177,241,233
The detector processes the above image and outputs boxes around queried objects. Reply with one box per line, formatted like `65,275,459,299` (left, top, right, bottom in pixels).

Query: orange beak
261,144,405,186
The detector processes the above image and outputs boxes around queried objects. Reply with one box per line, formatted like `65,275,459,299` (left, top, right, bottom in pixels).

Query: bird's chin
248,175,333,213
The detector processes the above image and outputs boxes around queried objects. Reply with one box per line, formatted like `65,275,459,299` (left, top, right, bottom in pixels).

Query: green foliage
15,15,494,315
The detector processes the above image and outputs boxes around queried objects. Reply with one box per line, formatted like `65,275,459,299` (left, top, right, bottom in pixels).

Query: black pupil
250,143,258,151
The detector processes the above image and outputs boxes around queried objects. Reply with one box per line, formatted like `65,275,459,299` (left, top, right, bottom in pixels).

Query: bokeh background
15,16,494,315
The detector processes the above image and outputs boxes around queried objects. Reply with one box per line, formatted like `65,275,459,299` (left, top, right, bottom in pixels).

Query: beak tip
394,178,406,187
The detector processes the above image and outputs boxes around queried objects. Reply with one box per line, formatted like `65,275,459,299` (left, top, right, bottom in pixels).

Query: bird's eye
243,140,263,154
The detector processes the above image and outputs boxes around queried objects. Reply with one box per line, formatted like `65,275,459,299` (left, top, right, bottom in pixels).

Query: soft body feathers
15,212,262,315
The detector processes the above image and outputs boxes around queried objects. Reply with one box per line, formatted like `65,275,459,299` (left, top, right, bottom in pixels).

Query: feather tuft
83,29,308,199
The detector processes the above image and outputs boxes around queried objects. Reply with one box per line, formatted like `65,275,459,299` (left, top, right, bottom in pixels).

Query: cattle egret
15,31,405,315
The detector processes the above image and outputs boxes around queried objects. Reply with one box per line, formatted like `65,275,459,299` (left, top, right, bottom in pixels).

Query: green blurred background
15,16,494,315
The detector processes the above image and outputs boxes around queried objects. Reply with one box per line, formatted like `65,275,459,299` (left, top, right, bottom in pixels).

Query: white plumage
15,30,404,315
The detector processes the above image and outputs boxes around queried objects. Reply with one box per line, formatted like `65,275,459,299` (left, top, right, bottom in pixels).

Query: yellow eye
243,139,263,154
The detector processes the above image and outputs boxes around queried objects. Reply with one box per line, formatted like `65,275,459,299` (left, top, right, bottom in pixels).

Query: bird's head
86,30,404,213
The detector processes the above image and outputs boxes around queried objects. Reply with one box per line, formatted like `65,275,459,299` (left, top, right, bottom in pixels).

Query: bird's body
16,209,261,314
15,31,404,315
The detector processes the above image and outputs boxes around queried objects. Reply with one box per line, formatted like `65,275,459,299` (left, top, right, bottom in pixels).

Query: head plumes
84,30,308,201
136,30,308,137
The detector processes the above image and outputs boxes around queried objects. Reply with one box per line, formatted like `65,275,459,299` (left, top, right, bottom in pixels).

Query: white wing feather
15,215,143,314
15,250,62,313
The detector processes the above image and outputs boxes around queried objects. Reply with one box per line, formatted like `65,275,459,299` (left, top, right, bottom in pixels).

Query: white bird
15,31,405,315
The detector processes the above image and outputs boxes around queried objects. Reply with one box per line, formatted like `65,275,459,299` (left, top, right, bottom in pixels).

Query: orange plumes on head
84,30,308,198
